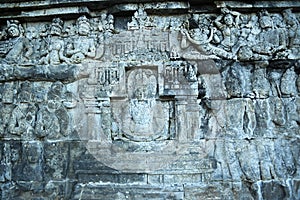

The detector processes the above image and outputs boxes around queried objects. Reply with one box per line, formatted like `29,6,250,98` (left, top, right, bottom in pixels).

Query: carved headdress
51,17,64,30
50,17,64,36
77,15,90,27
258,9,270,18
258,9,273,28
6,19,24,37
76,15,91,36
7,19,20,29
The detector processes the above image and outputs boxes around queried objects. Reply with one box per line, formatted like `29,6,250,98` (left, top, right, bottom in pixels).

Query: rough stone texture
0,0,299,199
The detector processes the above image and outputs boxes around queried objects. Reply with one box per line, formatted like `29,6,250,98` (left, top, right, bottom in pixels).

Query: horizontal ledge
0,0,189,10
214,1,300,9
2,1,300,10
0,6,90,20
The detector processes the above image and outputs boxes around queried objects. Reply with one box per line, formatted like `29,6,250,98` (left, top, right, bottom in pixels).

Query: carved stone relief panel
0,2,299,198
111,67,172,142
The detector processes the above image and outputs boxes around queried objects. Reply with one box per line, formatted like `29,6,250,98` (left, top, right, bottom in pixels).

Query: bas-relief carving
1,20,30,64
72,7,212,172
0,8,300,69
0,81,74,141
127,5,154,30
0,4,299,188
0,7,299,91
65,16,97,63
112,68,169,142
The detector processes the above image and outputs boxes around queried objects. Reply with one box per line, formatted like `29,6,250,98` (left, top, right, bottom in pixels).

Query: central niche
111,67,174,142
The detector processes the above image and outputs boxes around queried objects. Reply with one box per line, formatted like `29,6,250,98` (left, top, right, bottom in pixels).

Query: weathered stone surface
72,184,184,200
0,0,299,199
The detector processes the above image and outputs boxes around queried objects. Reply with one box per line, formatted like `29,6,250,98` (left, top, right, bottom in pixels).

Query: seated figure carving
252,10,286,59
127,5,154,30
66,16,96,63
0,20,32,64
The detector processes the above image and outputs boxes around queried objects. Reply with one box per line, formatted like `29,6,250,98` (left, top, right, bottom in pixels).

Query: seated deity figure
127,70,157,135
66,15,96,63
127,5,153,30
114,69,166,141
1,20,32,64
39,18,70,65
252,10,286,59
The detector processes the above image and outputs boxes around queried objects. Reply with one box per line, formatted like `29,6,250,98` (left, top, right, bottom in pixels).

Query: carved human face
11,148,20,162
26,27,38,40
8,26,20,37
50,25,62,36
78,24,90,36
283,12,296,26
25,144,41,163
224,14,233,25
259,16,272,28
51,82,64,96
135,88,144,99
101,13,107,21
108,15,114,23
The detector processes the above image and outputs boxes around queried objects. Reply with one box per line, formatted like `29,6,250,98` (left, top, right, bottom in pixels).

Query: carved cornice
1,1,300,21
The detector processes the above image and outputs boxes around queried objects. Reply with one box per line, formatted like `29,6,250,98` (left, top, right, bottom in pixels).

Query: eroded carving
0,4,299,198
252,11,286,60
112,68,169,142
1,20,32,64
0,80,74,140
66,16,96,63
127,5,154,30
0,7,299,73
39,18,70,65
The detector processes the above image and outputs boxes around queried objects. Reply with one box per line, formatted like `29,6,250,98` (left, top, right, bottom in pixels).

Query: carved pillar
176,97,199,142
83,99,102,141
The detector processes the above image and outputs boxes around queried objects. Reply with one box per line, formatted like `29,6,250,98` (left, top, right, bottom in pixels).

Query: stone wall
0,1,299,199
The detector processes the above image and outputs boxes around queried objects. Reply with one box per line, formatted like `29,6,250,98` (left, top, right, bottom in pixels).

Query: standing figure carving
39,18,69,65
47,82,70,137
8,82,36,138
8,103,36,138
24,26,41,64
35,103,60,139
